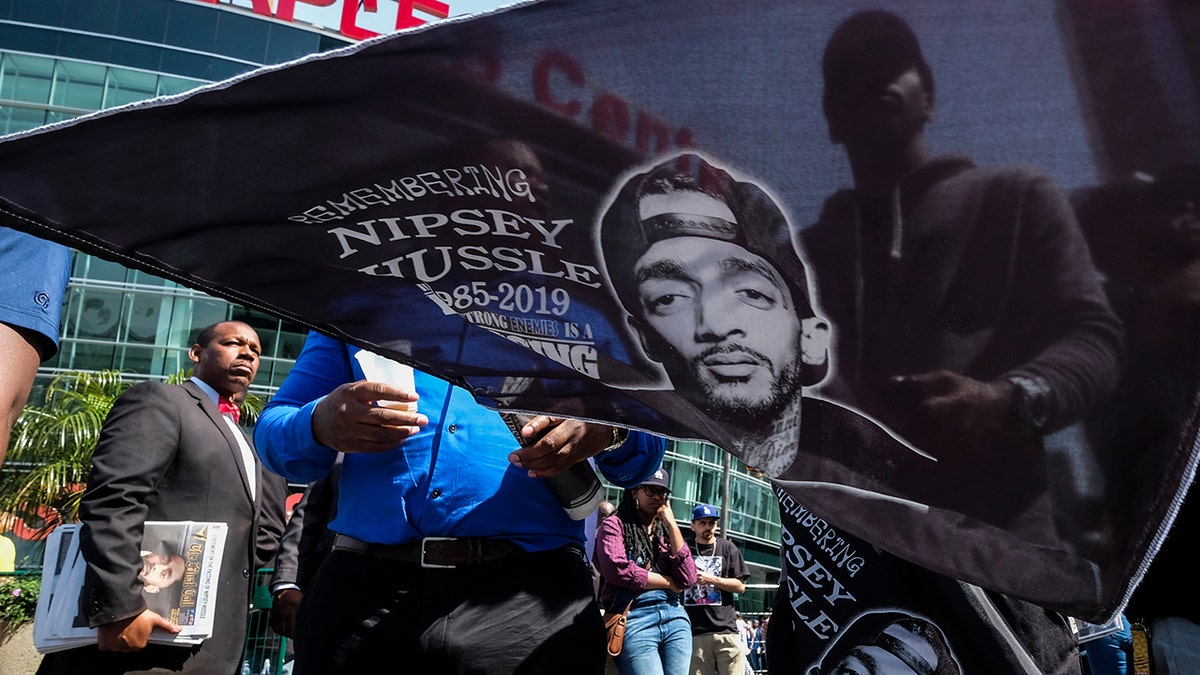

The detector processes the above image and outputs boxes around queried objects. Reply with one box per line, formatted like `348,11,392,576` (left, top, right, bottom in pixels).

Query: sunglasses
639,486,670,499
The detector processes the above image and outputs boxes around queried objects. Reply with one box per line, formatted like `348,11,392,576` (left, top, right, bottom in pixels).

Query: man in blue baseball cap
685,502,750,675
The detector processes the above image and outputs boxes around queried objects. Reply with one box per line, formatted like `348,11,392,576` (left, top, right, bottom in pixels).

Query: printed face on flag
632,236,803,424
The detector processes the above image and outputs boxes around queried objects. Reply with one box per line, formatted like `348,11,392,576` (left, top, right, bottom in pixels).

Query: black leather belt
332,533,523,569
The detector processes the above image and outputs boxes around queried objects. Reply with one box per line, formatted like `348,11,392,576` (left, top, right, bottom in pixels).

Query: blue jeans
614,590,692,675
1150,617,1200,675
1082,618,1131,675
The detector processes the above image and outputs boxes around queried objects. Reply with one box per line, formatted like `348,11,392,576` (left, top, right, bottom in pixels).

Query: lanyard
1130,622,1152,675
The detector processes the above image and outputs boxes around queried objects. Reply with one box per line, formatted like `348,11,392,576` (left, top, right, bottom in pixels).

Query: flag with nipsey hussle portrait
0,0,1195,648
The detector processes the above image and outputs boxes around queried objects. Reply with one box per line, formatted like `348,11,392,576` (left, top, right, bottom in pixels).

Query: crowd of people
737,615,769,674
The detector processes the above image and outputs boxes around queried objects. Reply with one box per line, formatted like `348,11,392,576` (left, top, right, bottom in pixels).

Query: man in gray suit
38,320,288,675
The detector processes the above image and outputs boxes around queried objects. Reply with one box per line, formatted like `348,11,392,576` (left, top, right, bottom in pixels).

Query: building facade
1,0,357,392
0,0,784,589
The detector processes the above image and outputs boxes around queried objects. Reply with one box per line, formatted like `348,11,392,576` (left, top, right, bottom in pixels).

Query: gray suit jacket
39,380,287,675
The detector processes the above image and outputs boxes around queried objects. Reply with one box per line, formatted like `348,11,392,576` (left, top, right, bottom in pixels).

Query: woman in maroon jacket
595,468,698,675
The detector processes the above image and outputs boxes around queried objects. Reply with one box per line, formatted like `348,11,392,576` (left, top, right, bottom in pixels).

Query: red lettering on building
396,0,451,30
340,0,380,40
200,0,448,40
274,0,337,24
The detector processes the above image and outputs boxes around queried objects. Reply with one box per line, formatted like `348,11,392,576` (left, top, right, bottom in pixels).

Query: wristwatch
1006,375,1050,432
601,426,628,453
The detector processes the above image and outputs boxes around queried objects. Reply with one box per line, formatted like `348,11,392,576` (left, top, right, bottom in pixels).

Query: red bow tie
218,398,240,424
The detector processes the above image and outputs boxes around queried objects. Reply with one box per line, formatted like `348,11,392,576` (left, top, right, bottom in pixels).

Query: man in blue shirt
255,330,665,674
0,226,70,463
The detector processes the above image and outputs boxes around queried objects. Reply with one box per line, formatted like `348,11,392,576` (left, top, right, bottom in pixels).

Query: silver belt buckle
420,536,458,569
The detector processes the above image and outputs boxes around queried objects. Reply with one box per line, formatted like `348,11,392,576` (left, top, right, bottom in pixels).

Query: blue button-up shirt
255,331,665,552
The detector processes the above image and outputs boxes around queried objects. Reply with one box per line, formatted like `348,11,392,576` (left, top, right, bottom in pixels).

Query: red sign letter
274,0,338,23
340,0,381,41
396,0,451,30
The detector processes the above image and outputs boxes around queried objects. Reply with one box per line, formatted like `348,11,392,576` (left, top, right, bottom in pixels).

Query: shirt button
448,424,457,433
242,569,250,578
431,488,443,498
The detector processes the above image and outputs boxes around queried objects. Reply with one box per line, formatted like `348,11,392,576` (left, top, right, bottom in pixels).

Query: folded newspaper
34,521,228,653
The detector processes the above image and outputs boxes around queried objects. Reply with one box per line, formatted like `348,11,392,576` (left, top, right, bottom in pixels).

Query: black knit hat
822,10,934,107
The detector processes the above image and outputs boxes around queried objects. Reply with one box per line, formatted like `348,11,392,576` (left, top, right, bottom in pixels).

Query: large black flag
1,0,1196,626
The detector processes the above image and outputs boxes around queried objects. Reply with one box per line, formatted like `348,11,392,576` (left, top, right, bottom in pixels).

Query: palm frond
1,370,131,526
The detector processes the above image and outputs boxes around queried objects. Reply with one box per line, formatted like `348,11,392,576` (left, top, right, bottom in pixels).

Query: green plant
1,370,131,530
0,575,39,628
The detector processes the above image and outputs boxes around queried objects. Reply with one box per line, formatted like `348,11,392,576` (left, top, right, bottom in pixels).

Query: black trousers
293,545,606,674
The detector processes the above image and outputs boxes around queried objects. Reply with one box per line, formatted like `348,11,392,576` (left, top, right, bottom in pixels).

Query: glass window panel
1,53,55,104
267,358,295,389
116,344,157,375
0,105,47,135
103,66,157,108
51,59,105,109
59,339,118,371
44,109,79,125
61,0,118,34
156,74,202,97
160,347,191,378
0,0,14,20
73,253,126,282
67,289,122,340
276,328,305,361
59,285,86,339
213,13,269,63
177,298,228,345
126,294,170,344
251,363,272,389
208,58,252,82
699,471,718,502
158,50,214,80
57,32,113,64
317,35,351,54
163,2,218,53
264,25,320,65
2,25,63,56
108,41,164,73
9,0,66,26
126,268,173,287
115,0,169,44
